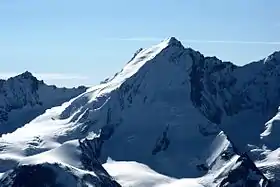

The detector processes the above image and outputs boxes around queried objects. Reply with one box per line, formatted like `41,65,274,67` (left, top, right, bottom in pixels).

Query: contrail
107,37,280,45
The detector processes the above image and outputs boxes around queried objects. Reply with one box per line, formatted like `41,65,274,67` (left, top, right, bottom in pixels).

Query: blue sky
1,0,280,87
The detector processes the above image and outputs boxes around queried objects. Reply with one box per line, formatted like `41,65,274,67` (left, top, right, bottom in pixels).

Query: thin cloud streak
182,40,280,45
107,37,162,41
0,72,88,81
108,37,280,45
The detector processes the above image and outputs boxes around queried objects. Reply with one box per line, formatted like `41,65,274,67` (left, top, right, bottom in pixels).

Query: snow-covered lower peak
0,72,87,135
253,109,280,184
0,37,280,186
260,109,280,150
103,160,204,187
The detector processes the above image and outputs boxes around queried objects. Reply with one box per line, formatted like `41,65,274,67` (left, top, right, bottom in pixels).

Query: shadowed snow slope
0,37,280,186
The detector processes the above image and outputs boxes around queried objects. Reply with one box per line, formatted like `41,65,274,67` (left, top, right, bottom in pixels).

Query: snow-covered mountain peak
0,38,218,179
89,36,187,97
162,36,183,47
264,51,280,65
16,71,35,79
7,71,42,85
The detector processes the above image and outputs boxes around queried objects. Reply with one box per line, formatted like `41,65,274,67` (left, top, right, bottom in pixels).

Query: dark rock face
189,52,237,125
79,124,115,169
152,125,170,155
0,163,121,187
189,52,205,108
187,58,226,119
0,109,8,124
218,154,272,187
79,131,121,187
0,164,58,187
